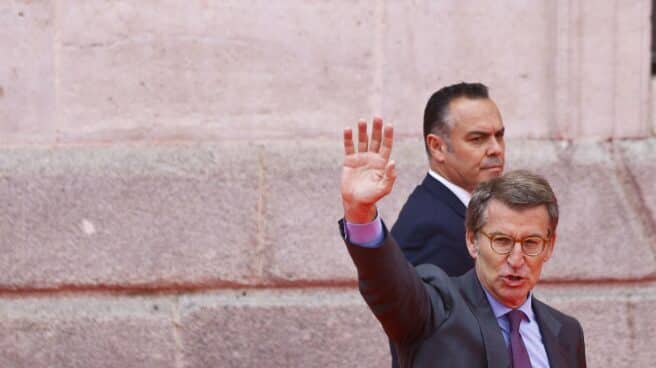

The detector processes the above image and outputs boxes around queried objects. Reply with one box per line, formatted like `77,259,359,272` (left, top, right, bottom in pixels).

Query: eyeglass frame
477,230,551,257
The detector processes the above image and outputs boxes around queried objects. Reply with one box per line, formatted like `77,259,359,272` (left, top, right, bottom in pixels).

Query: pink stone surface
575,0,616,138
0,1,56,145
612,0,651,138
179,289,388,368
1,139,654,289
263,139,427,282
263,140,355,282
555,0,652,139
617,139,656,243
0,1,651,145
381,1,555,139
0,144,262,288
631,298,656,366
54,1,376,143
0,296,176,368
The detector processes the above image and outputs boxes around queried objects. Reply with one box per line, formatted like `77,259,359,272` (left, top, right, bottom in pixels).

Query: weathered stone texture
179,289,388,368
1,139,654,288
1,1,652,145
617,139,656,247
54,1,376,143
382,1,554,139
576,0,651,139
611,0,651,138
263,138,442,282
0,295,176,368
0,1,56,145
263,140,354,282
0,144,262,288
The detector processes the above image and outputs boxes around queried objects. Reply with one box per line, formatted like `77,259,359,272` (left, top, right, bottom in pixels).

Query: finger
381,160,397,194
357,120,368,152
370,117,383,152
379,123,394,162
343,127,354,155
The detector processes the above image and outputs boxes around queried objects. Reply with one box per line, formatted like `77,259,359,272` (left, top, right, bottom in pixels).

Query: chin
484,169,503,177
477,173,500,183
501,289,530,306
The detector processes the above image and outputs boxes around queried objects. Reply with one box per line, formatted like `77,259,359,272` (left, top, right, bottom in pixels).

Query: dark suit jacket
389,174,475,367
342,223,587,368
391,174,474,276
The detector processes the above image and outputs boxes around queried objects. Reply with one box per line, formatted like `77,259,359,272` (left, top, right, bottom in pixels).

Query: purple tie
507,310,532,368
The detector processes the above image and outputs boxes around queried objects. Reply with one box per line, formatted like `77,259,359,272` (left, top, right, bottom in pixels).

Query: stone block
554,0,652,139
0,1,56,145
574,0,616,138
611,0,651,138
262,138,426,283
262,139,354,282
617,139,656,243
630,296,656,366
0,143,261,288
0,295,176,368
507,140,655,280
179,289,388,368
381,1,554,139
55,1,376,143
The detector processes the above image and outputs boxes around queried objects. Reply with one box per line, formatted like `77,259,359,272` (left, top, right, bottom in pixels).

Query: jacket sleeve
576,320,587,368
342,219,448,345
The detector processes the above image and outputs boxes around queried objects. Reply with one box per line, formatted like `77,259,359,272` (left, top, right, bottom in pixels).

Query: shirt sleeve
344,213,384,248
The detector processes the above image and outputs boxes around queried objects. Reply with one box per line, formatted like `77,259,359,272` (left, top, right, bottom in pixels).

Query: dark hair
423,82,489,154
465,170,559,235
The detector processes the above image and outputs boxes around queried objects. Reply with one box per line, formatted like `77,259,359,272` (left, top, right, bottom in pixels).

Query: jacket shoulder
534,298,582,327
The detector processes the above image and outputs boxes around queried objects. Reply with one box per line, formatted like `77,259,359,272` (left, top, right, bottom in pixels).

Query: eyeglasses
478,230,549,257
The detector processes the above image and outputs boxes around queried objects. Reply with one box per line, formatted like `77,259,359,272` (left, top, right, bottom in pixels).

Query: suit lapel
533,298,567,368
421,174,467,218
459,270,511,368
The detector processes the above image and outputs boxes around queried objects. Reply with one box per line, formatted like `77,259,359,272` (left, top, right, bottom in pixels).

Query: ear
543,232,557,262
466,230,479,259
426,133,448,162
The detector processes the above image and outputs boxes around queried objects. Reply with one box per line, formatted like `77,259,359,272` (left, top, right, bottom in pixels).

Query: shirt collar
482,287,535,323
428,169,472,206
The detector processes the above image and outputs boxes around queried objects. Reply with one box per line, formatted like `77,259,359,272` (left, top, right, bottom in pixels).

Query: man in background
393,82,505,274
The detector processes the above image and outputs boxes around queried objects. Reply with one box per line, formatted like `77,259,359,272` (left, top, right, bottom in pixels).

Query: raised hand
341,117,396,223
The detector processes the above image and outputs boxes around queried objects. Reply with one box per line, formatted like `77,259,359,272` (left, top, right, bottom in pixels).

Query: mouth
501,275,525,287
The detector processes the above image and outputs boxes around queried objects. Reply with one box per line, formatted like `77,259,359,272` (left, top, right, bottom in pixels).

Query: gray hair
465,170,559,235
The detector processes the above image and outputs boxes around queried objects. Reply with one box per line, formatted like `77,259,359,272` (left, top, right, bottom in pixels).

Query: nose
487,136,503,156
506,242,525,268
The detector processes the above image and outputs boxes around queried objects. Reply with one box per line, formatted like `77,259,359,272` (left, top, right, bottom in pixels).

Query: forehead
448,97,503,133
483,200,550,236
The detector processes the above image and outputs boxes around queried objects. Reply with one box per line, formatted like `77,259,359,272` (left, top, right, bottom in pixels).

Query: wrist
343,203,377,224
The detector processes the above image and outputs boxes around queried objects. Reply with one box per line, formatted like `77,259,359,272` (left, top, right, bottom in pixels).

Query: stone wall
1,1,655,367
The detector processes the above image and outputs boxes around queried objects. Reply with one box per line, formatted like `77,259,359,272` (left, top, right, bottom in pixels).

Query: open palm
341,118,396,223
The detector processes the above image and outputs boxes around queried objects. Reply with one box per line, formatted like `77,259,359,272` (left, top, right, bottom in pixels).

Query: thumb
381,160,396,193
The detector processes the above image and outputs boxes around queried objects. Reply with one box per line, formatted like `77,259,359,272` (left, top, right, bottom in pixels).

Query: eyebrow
488,231,547,238
467,126,504,135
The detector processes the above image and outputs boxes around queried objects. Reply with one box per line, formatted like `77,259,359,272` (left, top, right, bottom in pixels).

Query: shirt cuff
344,213,384,248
